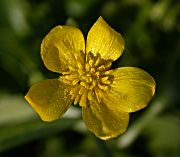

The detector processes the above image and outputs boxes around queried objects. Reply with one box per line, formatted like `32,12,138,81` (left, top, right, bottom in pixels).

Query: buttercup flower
25,16,155,140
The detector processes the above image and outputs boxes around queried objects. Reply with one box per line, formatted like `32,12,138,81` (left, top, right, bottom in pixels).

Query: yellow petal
86,16,125,61
82,99,129,140
102,67,156,113
25,79,73,122
41,26,85,73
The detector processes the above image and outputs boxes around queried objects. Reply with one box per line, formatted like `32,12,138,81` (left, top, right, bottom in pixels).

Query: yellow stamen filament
90,68,95,73
104,70,113,75
98,83,108,91
95,71,100,78
72,79,79,85
61,52,113,108
94,87,102,103
79,86,85,95
78,69,85,75
62,71,71,75
85,63,90,72
89,59,94,67
94,55,101,67
69,66,76,71
79,90,88,107
101,76,109,82
74,94,80,105
97,65,105,71
88,90,93,101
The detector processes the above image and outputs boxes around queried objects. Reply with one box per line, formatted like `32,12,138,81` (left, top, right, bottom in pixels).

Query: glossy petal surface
102,67,155,113
82,99,129,140
41,26,85,73
25,79,73,121
86,17,125,61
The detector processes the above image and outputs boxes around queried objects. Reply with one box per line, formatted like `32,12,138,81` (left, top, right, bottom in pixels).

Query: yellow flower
25,16,155,140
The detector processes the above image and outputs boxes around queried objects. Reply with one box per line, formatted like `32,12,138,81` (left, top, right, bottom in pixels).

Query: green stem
96,138,113,157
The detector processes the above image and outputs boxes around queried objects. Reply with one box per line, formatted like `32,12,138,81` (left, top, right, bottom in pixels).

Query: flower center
61,52,113,108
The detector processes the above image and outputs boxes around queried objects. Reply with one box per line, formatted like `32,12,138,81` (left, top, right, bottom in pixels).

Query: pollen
61,52,113,108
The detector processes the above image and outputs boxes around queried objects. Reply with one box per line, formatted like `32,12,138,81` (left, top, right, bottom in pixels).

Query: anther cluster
61,52,113,107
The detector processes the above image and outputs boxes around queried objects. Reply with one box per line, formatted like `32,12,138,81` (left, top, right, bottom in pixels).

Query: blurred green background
0,0,180,157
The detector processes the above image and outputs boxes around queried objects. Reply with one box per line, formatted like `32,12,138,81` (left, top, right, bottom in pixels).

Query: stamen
98,83,108,91
95,71,100,78
103,80,111,85
89,59,94,67
90,68,95,73
97,65,105,71
65,74,78,80
86,52,91,62
62,71,71,75
69,66,76,71
94,87,102,103
94,56,101,67
85,63,90,72
101,76,109,82
104,70,113,75
78,69,85,75
80,81,87,87
79,90,88,107
61,52,114,108
91,80,97,88
72,79,79,85
88,90,93,101
61,79,71,84
74,94,80,105
88,77,93,83
79,86,85,95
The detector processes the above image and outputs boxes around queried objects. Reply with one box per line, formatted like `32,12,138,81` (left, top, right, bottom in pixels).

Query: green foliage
0,0,180,157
